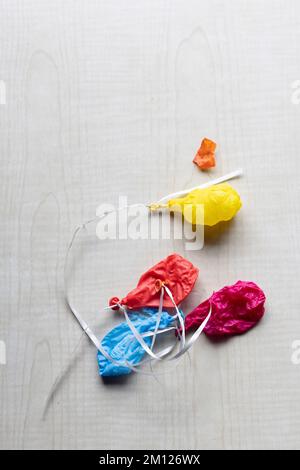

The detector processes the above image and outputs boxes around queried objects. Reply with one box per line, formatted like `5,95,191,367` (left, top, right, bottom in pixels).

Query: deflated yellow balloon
167,183,242,226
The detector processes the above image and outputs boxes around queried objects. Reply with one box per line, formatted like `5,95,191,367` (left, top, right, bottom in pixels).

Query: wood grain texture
1,0,300,449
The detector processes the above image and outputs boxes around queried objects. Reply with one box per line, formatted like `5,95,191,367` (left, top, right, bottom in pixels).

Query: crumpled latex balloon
97,308,175,376
193,137,216,170
167,183,242,226
184,281,266,337
109,253,198,310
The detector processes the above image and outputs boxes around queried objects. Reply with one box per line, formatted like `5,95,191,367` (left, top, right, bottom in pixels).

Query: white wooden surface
1,0,300,450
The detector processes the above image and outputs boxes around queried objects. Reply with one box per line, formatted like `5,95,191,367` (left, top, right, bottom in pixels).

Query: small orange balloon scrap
193,137,216,170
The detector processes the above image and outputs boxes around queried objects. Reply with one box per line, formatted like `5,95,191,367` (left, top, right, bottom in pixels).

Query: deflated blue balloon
97,308,175,377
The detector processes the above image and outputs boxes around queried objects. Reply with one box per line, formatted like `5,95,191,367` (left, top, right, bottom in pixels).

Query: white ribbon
64,216,181,372
164,285,186,350
64,170,242,373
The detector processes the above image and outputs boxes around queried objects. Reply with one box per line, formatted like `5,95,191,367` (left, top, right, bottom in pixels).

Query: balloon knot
154,279,169,292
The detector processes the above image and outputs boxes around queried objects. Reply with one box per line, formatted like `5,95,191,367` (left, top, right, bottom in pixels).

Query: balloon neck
108,297,121,311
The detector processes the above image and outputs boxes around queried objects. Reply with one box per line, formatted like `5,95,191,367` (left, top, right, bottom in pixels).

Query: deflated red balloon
109,253,199,310
184,281,265,336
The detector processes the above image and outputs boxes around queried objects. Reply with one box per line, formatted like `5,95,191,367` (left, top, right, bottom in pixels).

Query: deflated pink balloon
185,281,266,337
